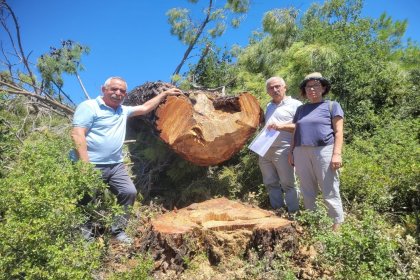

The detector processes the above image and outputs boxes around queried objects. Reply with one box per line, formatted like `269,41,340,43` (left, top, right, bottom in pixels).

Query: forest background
0,0,419,279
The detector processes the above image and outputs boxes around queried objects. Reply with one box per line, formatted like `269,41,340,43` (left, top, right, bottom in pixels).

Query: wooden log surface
151,197,291,234
137,198,298,273
125,82,263,166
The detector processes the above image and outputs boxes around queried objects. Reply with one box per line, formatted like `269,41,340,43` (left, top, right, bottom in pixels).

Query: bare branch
1,118,23,144
76,71,90,100
1,1,37,91
171,0,213,82
0,80,74,115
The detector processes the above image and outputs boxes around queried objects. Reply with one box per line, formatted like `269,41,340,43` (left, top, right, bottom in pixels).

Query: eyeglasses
305,84,322,90
268,84,284,91
108,87,127,94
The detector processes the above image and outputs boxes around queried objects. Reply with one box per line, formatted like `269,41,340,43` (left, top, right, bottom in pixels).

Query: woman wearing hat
289,72,344,231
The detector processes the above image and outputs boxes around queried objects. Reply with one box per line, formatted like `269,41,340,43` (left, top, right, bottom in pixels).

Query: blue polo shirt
265,96,302,148
72,96,135,164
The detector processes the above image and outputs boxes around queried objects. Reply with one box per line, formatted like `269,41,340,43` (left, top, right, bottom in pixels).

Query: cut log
136,197,298,273
124,82,263,166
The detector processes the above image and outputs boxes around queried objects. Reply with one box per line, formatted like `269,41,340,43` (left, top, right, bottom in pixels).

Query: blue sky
4,0,420,105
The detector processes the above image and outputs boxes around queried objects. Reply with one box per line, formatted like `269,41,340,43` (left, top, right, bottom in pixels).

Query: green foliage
166,0,249,43
236,0,419,139
226,0,249,13
278,41,339,94
262,8,298,50
298,204,417,280
167,0,249,80
37,40,89,102
167,8,192,43
340,118,420,216
0,132,106,280
108,254,154,280
0,114,18,178
243,252,297,280
189,44,237,89
1,0,420,277
237,36,283,78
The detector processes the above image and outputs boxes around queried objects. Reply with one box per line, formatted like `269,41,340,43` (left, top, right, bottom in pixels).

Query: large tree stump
125,82,263,166
137,197,298,273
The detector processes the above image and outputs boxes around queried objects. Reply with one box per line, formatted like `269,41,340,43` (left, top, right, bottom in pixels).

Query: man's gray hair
265,76,286,89
103,76,128,89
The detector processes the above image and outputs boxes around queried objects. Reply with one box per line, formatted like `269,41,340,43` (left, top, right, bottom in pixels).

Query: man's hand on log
163,88,183,96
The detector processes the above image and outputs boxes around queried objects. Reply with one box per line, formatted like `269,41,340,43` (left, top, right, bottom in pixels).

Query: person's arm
288,129,295,166
288,105,300,166
130,88,183,117
267,122,295,133
71,127,89,163
331,116,344,170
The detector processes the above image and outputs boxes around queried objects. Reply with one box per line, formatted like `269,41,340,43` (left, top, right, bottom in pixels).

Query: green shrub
340,118,420,216
107,254,154,280
298,204,406,280
0,115,18,178
0,132,107,280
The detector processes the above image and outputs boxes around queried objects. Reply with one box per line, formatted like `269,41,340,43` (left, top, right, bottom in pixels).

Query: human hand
267,122,282,131
163,88,183,96
267,123,278,131
331,154,342,170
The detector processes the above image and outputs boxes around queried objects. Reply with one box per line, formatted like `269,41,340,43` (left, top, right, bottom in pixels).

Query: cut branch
0,80,74,115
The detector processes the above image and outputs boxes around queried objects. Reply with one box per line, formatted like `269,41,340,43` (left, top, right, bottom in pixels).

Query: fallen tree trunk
124,82,263,166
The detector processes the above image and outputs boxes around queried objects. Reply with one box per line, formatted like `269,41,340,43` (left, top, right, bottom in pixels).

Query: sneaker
114,231,133,244
81,226,94,242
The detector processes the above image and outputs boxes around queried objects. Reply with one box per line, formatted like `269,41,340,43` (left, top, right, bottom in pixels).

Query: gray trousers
95,163,137,233
259,146,299,213
293,145,344,224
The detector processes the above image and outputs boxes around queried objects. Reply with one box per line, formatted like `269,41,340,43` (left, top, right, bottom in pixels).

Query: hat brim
299,77,331,94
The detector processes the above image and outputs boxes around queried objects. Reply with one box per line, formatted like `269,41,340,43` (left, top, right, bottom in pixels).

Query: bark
125,82,263,166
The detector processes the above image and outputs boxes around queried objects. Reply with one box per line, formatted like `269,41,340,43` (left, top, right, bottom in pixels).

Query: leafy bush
340,118,420,217
298,203,419,280
107,254,154,280
214,149,267,206
0,115,18,178
0,132,107,280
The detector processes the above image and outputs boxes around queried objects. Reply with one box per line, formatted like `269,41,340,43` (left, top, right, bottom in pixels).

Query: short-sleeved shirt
265,96,302,148
72,96,135,164
292,100,344,147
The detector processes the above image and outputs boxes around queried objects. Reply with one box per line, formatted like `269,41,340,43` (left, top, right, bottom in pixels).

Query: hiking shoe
114,231,133,244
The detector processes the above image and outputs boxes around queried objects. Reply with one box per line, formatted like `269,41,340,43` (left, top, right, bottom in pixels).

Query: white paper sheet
248,127,279,157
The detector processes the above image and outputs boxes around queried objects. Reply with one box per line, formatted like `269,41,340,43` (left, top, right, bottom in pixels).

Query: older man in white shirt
258,77,302,218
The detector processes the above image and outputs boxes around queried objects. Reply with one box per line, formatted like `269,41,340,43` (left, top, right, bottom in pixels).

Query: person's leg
78,171,101,241
259,149,285,209
107,163,137,238
272,147,299,213
79,192,94,239
313,145,344,225
293,146,318,211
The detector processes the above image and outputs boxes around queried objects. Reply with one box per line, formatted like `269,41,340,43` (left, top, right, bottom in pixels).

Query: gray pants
259,146,299,213
96,163,137,233
293,145,344,224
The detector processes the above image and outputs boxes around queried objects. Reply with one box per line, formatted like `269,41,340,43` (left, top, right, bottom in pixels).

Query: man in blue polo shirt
258,77,302,219
72,76,182,243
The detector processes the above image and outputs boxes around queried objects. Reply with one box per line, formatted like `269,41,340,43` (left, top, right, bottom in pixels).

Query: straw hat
299,72,331,95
